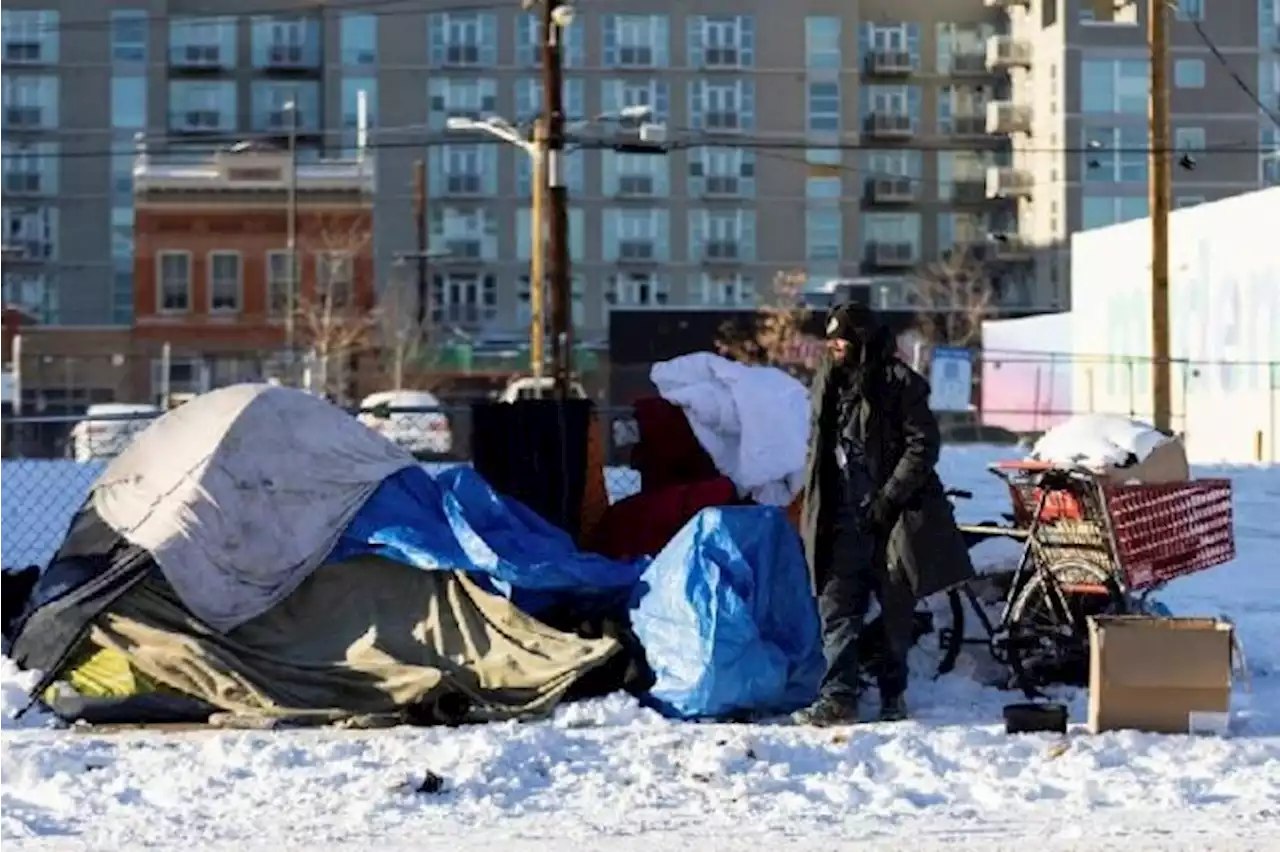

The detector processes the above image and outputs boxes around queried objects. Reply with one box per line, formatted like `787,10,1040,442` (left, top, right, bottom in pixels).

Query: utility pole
413,159,429,326
285,99,299,386
529,118,547,380
541,1,573,400
1148,0,1173,432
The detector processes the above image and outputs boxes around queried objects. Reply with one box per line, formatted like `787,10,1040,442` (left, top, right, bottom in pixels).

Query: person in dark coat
793,302,975,726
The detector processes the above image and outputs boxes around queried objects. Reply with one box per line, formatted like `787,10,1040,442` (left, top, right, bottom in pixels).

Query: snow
1030,414,1171,469
4,445,1280,851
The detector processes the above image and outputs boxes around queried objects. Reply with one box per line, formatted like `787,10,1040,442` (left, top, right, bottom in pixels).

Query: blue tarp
329,466,824,720
629,506,824,720
329,465,646,616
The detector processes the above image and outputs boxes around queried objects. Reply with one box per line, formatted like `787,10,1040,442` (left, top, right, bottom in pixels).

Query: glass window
807,81,841,132
2,140,59,194
1082,125,1147,182
250,81,320,133
340,13,377,66
168,17,236,67
861,212,922,253
341,78,377,146
518,275,586,327
156,251,192,313
111,207,133,260
516,208,586,262
427,12,498,67
111,152,134,201
806,208,842,261
602,15,669,68
432,144,498,196
1175,125,1206,151
2,10,59,63
1174,58,1206,88
516,147,584,194
859,22,921,68
1175,0,1205,21
111,10,147,63
692,273,755,307
514,77,585,123
805,17,840,69
603,151,670,198
687,15,755,68
689,209,756,262
111,77,146,129
208,252,242,312
603,209,670,262
516,13,584,67
806,176,842,199
428,78,499,129
251,16,321,69
1081,58,1149,114
1,76,60,129
688,79,756,131
430,273,497,327
687,147,756,197
600,79,670,122
1082,196,1148,229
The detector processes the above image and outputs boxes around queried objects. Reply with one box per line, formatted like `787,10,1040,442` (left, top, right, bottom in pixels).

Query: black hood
825,302,896,366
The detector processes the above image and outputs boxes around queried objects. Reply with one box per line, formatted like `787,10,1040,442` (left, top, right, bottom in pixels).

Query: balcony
2,41,49,65
170,110,226,134
865,49,916,76
867,241,917,268
4,239,54,262
443,173,485,196
615,174,656,197
265,44,314,71
985,166,1033,199
951,179,989,204
701,240,741,263
444,239,483,260
3,172,44,196
3,106,44,130
617,240,657,262
702,111,743,133
441,44,482,67
986,36,1031,70
950,52,990,76
864,112,915,140
170,44,228,71
701,175,744,197
868,176,918,204
950,113,988,138
989,234,1035,262
986,100,1032,135
701,46,744,68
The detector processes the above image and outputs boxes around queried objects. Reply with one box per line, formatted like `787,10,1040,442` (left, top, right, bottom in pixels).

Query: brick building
132,143,377,403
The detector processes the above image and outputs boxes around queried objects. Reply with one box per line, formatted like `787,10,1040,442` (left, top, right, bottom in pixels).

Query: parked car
70,403,162,462
497,376,588,402
357,390,453,458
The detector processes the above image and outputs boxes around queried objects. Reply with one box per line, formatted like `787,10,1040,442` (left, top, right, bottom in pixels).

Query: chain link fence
1,405,644,571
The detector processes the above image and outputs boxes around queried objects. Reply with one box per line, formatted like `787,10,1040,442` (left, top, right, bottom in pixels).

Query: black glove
859,493,896,534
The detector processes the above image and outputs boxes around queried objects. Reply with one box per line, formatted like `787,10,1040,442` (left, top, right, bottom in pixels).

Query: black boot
791,694,860,726
878,693,908,723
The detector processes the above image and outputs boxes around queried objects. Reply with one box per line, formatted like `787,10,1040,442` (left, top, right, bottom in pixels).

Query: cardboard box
1101,436,1191,485
1088,615,1233,735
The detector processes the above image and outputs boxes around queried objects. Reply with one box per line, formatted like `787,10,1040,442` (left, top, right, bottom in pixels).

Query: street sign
928,346,973,412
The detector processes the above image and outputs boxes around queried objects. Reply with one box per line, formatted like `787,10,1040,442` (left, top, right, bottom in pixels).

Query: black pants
818,481,915,702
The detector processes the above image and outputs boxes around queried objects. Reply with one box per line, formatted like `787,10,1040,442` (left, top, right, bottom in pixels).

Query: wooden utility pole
529,118,547,380
1148,0,1173,432
541,2,573,400
413,159,429,326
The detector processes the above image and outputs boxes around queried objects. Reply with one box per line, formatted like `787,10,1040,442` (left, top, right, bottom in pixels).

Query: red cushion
589,477,739,561
630,396,719,491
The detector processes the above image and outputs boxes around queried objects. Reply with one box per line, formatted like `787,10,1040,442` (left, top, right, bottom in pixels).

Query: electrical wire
1186,16,1280,130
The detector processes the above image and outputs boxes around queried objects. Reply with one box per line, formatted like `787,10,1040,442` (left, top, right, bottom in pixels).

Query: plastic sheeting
629,506,824,720
329,466,646,617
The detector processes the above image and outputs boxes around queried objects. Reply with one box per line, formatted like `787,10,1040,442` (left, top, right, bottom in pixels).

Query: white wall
1070,187,1280,463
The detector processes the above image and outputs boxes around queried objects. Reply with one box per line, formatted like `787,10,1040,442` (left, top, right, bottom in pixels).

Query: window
156,252,192,313
806,209,842,261
515,78,585,123
807,176,842,199
604,209,670,262
169,17,236,67
432,144,498,196
937,85,989,132
518,275,586,328
807,81,841,132
2,141,58,195
267,251,295,315
111,207,133,261
315,252,354,307
1175,0,1205,21
111,152,134,200
607,272,668,307
860,22,920,69
938,212,990,249
428,78,498,129
111,77,147,129
168,81,235,131
805,17,841,69
861,85,920,120
936,150,993,199
603,15,669,68
1081,197,1148,229
515,147,584,195
208,252,241,313
2,76,59,129
690,210,756,262
2,206,57,260
340,13,377,66
251,81,319,133
430,273,497,327
517,13,584,66
693,273,755,307
1081,58,1148,114
516,208,586,262
861,213,922,256
689,80,755,131
936,22,991,73
1175,126,1206,152
430,207,498,260
688,147,756,197
688,15,755,69
1174,58,1206,88
865,149,922,181
1082,125,1147,182
603,152,669,197
2,273,54,322
113,260,133,325
2,10,59,63
251,16,320,69
427,12,497,67
110,10,147,63
601,79,670,123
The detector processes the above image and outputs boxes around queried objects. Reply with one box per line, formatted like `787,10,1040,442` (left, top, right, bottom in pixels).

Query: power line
1187,16,1280,130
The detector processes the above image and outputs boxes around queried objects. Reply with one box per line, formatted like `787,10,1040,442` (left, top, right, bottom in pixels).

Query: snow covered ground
3,446,1279,851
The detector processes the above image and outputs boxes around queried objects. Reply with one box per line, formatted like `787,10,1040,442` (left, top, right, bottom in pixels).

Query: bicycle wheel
1006,557,1128,693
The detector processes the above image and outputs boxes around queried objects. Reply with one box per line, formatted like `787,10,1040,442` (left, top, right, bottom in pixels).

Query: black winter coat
798,329,975,600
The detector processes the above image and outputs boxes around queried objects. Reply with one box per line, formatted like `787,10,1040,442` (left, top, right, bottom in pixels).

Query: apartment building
995,0,1279,307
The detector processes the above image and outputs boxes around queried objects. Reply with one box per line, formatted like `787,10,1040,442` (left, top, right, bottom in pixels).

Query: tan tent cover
87,555,621,722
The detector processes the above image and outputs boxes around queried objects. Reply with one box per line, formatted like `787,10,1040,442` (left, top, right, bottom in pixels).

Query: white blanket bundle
650,353,811,506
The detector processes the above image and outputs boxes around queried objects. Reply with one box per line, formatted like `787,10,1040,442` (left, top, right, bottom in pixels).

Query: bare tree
715,270,822,378
907,245,995,347
373,273,434,391
295,213,377,401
